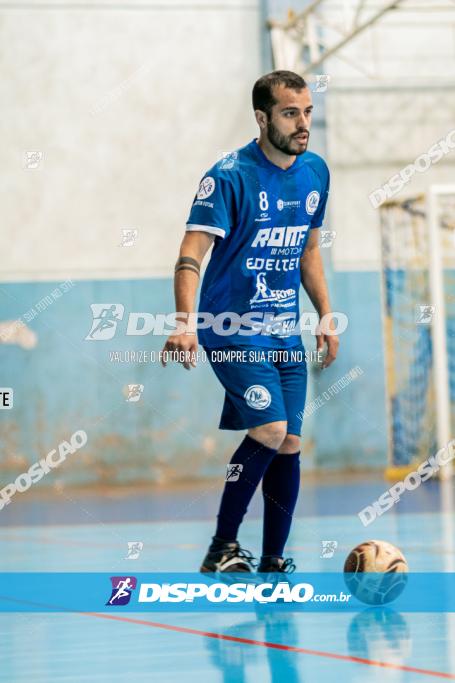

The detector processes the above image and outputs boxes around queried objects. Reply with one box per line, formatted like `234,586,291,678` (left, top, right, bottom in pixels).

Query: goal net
379,187,455,479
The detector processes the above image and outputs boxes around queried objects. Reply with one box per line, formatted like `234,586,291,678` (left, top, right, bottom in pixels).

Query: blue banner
0,572,453,612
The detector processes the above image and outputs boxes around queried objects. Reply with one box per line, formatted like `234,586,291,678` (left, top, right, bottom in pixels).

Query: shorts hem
219,416,288,431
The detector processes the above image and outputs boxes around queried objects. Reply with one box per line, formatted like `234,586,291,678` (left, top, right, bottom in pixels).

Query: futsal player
162,71,338,573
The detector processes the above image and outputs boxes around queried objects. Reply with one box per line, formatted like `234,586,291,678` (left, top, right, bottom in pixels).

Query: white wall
1,0,260,282
321,0,455,270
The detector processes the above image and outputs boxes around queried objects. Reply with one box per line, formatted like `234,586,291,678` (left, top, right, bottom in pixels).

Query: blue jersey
186,139,330,348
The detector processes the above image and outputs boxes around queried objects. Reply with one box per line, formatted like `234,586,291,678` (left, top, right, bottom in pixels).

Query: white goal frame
428,185,455,480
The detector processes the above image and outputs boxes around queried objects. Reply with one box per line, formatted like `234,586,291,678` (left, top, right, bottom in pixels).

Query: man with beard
162,71,338,573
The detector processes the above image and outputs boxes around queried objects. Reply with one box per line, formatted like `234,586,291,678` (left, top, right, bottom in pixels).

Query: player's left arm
300,229,339,369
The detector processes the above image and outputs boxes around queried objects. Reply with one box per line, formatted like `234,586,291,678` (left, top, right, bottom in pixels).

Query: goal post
428,186,455,480
379,187,455,480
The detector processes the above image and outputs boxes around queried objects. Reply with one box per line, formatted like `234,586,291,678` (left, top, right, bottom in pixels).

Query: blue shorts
204,344,308,436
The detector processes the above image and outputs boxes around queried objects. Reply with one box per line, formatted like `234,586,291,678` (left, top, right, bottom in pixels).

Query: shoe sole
200,565,250,572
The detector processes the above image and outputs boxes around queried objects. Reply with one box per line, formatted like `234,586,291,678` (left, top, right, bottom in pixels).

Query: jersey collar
250,138,303,174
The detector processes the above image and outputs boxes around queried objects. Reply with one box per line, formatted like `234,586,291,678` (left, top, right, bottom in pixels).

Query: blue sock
214,435,278,542
261,451,300,558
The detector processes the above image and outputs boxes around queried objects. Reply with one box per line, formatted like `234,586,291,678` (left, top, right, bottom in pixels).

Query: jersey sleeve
186,170,235,239
310,163,330,229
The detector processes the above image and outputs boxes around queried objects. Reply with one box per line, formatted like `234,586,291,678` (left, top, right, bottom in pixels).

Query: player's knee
248,421,287,450
279,434,301,453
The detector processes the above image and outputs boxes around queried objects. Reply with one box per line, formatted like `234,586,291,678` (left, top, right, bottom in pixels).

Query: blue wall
0,274,387,487
309,270,388,469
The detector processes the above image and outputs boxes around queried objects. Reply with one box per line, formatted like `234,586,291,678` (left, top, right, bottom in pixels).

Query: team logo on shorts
197,177,216,200
306,191,320,215
244,385,271,410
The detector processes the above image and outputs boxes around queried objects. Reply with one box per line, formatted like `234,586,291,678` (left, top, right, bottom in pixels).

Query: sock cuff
277,451,300,457
244,434,278,458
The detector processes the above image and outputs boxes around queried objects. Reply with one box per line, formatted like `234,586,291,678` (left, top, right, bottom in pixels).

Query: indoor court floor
1,478,454,682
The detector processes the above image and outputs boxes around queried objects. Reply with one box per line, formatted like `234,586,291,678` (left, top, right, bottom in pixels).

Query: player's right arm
161,231,214,370
163,166,234,369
